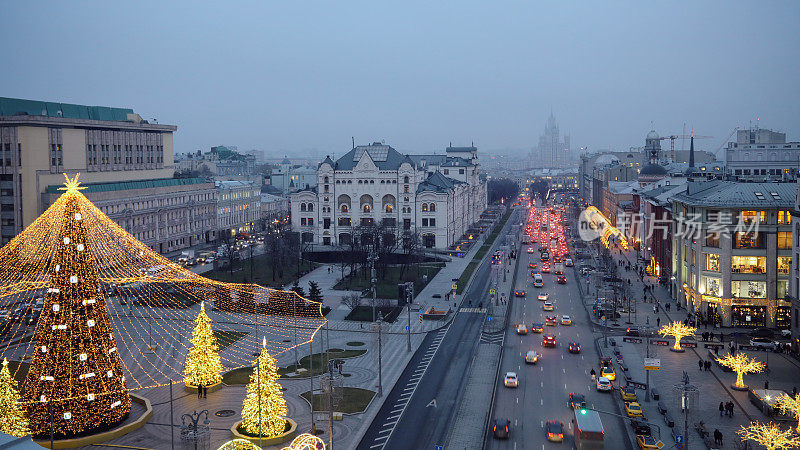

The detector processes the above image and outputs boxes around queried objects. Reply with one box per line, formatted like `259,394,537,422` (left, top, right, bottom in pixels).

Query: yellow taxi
620,386,638,402
601,365,616,381
637,434,660,450
625,402,644,418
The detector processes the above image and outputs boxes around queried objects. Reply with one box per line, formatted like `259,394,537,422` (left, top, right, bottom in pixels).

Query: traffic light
579,403,587,414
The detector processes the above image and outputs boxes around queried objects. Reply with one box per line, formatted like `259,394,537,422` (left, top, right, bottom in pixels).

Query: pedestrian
728,402,734,417
203,384,208,398
699,359,704,371
793,386,797,397
765,380,769,390
197,383,204,399
719,402,724,417
714,429,723,445
656,317,661,327
706,360,711,371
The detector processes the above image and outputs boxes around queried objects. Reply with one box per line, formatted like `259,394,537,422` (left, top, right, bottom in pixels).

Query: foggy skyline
2,1,798,157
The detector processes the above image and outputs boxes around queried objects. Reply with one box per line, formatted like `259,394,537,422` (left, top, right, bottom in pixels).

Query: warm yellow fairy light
658,321,696,351
281,433,326,450
738,422,800,450
777,393,800,433
716,353,764,389
184,302,224,387
240,338,287,438
0,358,30,437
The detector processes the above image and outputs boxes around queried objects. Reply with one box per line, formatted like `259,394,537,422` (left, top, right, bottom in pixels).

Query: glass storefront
731,305,766,327
731,280,766,299
776,306,791,329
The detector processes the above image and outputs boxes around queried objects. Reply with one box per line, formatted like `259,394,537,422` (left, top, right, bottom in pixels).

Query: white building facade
290,143,488,249
215,180,261,237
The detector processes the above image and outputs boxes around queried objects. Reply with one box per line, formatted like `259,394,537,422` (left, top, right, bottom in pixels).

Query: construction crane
714,127,739,161
658,134,713,162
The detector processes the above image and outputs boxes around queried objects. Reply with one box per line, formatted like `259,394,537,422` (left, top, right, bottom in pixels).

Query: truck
554,261,565,275
178,250,195,264
573,409,604,450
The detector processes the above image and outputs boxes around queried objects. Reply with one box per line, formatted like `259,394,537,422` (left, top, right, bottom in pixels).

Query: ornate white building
289,142,488,249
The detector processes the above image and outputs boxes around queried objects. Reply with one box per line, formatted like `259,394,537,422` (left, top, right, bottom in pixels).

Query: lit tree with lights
738,422,800,450
716,353,764,389
0,358,30,437
658,321,696,351
777,393,800,433
184,301,224,387
23,174,131,437
240,338,287,437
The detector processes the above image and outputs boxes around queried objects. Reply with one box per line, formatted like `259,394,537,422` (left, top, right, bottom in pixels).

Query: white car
538,292,549,301
525,351,540,364
504,372,519,388
750,338,777,350
596,376,612,392
560,315,572,326
543,302,554,311
516,324,528,335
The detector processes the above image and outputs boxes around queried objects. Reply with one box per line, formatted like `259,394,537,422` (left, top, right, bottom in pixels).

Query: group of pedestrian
713,428,723,445
197,383,208,399
700,332,716,342
719,401,735,417
698,359,712,371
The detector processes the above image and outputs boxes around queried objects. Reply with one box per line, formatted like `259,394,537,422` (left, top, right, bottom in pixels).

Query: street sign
675,435,683,443
652,339,670,346
680,341,697,348
451,282,457,290
644,358,661,371
656,440,664,449
489,288,496,296
487,316,492,322
623,337,643,344
435,445,443,450
405,326,409,331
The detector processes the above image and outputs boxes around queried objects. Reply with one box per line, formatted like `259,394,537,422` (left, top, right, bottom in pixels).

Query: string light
737,422,800,450
0,173,326,436
716,353,764,389
0,358,30,437
657,322,696,351
281,433,327,450
776,393,800,433
184,302,224,387
240,338,287,438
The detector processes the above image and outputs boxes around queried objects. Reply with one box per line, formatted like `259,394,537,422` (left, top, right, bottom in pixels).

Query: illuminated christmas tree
777,393,800,433
716,353,763,389
240,338,287,437
23,174,131,437
184,301,224,387
738,422,800,450
0,359,30,437
658,321,696,351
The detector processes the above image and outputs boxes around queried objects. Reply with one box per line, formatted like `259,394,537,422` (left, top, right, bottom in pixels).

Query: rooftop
672,180,795,208
45,177,209,194
1,96,134,122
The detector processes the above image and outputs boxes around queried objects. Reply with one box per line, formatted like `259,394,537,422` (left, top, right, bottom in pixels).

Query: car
601,365,616,381
599,356,612,368
529,262,538,269
750,337,777,350
543,301,554,311
630,419,652,436
527,247,535,253
504,372,518,388
545,315,558,326
557,275,567,284
515,290,526,297
782,329,792,338
620,386,638,402
568,392,586,410
531,323,544,333
561,315,572,325
545,420,564,442
625,402,644,418
542,334,557,347
525,350,540,364
636,434,659,450
541,263,551,273
626,326,640,336
568,342,581,353
565,258,574,267
492,418,510,439
538,292,549,301
596,376,613,392
516,324,528,335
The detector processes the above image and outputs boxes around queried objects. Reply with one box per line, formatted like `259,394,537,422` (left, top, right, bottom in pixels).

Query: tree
716,353,764,389
240,339,287,438
737,422,800,450
658,322,696,351
24,174,131,437
0,358,30,437
290,279,306,298
487,178,520,204
307,281,323,304
342,293,362,312
777,393,800,433
184,301,224,387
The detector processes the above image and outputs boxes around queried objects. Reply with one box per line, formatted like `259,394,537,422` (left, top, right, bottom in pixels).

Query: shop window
731,256,766,274
731,281,766,299
776,306,791,328
703,276,721,296
778,231,792,249
705,253,720,272
731,305,767,327
778,256,791,275
778,280,789,299
735,231,764,249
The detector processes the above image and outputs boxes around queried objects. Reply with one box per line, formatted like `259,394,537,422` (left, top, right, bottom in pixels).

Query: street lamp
180,409,210,450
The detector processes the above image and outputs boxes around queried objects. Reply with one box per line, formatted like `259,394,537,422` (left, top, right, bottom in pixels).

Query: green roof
0,97,135,122
45,177,209,194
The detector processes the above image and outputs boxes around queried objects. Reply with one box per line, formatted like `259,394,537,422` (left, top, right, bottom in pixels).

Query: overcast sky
2,1,798,158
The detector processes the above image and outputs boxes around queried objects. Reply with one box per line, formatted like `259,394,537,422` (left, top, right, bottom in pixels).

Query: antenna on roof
352,137,355,149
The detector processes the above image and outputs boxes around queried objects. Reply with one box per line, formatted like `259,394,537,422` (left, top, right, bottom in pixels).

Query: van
533,274,544,288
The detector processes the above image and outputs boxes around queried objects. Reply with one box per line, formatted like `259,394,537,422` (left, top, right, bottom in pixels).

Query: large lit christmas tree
24,174,131,437
184,301,224,387
240,338,287,437
0,358,30,437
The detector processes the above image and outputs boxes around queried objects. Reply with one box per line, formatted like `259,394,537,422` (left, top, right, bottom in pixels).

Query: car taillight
493,425,497,431
505,426,509,432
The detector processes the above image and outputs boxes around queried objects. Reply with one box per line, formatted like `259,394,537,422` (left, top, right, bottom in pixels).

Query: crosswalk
460,307,487,314
368,326,449,449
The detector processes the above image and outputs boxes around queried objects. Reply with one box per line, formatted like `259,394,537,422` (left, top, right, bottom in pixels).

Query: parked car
750,338,777,350
625,402,644,418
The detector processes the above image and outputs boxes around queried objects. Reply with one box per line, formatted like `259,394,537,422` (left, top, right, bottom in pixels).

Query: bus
573,409,604,450
491,250,504,265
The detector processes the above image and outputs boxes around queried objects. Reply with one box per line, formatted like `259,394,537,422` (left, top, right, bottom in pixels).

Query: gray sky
2,1,798,158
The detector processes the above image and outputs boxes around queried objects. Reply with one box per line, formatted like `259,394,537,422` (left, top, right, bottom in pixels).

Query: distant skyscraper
531,113,570,168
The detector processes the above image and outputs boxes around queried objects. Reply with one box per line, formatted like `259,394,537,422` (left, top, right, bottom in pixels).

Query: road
357,210,518,450
485,247,633,449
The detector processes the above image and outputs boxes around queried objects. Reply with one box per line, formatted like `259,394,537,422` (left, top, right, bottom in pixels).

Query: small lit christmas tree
184,301,224,387
716,353,763,389
658,321,696,351
738,422,800,450
0,359,30,437
240,338,287,437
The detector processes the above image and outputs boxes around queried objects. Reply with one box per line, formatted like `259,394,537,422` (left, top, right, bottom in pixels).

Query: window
740,210,766,224
421,203,428,212
403,219,411,230
429,218,435,227
385,204,393,213
731,281,766,299
363,204,371,213
705,233,719,248
404,185,409,193
705,253,720,272
443,169,449,175
308,218,314,226
300,203,307,212
403,175,409,183
308,203,314,212
778,256,791,275
324,176,329,183
731,256,766,274
778,280,789,299
301,218,307,226
778,231,792,249
360,218,373,226
703,276,721,296
778,210,792,225
735,231,764,249
382,218,396,227
338,218,351,226
422,218,429,227
459,169,465,174
429,203,436,212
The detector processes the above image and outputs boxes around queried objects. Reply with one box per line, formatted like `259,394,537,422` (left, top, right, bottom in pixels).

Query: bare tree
399,230,422,279
342,293,362,312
